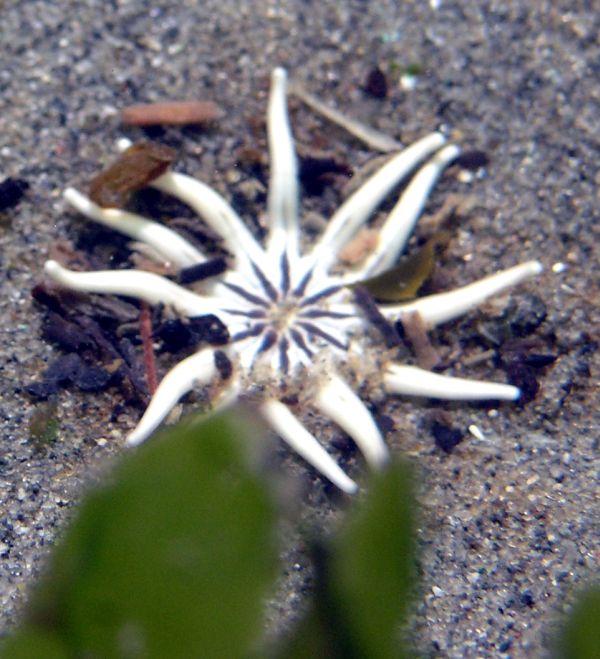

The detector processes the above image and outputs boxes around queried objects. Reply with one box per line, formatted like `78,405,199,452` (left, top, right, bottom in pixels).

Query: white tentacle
381,261,543,327
260,399,358,494
356,144,460,277
309,132,447,270
152,172,266,266
127,349,218,447
384,364,520,400
44,260,218,316
63,188,206,269
315,375,389,469
267,68,300,259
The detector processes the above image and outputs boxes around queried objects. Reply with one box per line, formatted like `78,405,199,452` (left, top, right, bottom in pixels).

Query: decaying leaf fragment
89,142,177,208
358,231,450,302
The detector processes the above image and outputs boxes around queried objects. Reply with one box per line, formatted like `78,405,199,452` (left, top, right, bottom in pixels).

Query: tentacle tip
443,143,461,160
44,259,61,276
374,450,391,469
510,386,522,401
342,480,360,495
63,186,78,201
117,137,133,152
272,67,287,83
125,431,147,448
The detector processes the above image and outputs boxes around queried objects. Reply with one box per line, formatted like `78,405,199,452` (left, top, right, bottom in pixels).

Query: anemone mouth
223,256,356,375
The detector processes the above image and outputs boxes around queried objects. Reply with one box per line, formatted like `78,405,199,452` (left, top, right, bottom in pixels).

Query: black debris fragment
117,338,149,398
471,295,555,406
364,66,388,99
41,312,95,352
505,360,540,404
376,414,395,437
505,296,548,338
330,434,356,454
502,340,557,405
31,281,74,314
26,353,118,400
177,257,227,284
522,353,557,368
74,365,114,392
155,318,194,352
44,353,83,385
188,314,230,346
353,285,401,348
480,296,548,345
431,420,464,453
25,380,59,401
454,150,490,171
519,590,535,608
0,177,29,211
32,285,148,401
214,350,232,380
299,156,352,196
157,314,230,352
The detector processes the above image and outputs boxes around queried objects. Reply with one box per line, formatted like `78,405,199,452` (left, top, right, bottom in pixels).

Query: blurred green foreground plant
1,408,598,658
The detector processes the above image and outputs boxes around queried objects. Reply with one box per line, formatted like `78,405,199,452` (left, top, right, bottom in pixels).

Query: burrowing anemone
44,69,542,493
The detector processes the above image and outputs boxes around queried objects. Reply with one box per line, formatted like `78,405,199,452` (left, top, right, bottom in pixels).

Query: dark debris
431,419,464,453
299,155,352,197
176,257,227,285
156,314,229,352
214,350,233,380
26,353,119,400
0,177,29,212
353,285,401,348
454,150,490,171
363,66,388,99
469,295,557,406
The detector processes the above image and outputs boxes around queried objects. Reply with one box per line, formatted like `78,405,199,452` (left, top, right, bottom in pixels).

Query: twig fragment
139,302,158,394
121,101,221,126
289,82,402,153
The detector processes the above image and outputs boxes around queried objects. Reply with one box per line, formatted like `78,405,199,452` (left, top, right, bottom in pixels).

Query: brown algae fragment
89,142,177,208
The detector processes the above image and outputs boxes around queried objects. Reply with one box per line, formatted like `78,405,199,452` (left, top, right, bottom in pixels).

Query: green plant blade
0,627,69,659
330,461,415,659
557,587,600,659
5,409,278,659
273,461,416,659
